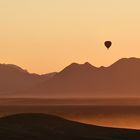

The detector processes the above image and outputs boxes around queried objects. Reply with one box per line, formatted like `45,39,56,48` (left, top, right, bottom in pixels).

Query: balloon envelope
104,41,112,49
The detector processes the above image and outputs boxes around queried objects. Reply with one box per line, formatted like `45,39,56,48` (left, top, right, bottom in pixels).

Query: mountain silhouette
1,113,140,140
0,64,52,95
19,57,140,97
1,57,140,97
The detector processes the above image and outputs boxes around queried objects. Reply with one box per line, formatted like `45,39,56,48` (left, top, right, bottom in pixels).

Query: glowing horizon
0,0,140,74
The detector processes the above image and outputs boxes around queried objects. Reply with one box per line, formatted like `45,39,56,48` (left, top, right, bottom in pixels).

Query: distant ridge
0,64,55,95
1,57,140,97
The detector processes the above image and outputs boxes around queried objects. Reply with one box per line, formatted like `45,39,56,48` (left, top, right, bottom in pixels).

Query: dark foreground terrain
0,113,140,140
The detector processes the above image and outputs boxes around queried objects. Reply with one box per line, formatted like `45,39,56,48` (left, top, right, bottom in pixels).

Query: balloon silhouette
104,41,112,49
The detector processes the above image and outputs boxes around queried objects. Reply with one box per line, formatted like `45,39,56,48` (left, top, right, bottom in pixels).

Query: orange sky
0,0,140,74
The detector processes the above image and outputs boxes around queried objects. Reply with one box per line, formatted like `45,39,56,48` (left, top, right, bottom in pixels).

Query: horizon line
0,57,139,75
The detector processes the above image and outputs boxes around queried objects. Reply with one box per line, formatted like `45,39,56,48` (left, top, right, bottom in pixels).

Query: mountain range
1,57,140,97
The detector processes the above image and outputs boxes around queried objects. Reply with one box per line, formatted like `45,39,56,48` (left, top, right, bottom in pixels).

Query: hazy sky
0,0,140,74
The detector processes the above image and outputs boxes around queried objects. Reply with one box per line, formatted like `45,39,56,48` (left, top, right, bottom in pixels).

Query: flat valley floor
0,98,140,129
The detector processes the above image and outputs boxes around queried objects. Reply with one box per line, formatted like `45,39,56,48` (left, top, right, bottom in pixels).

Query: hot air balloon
104,41,112,49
